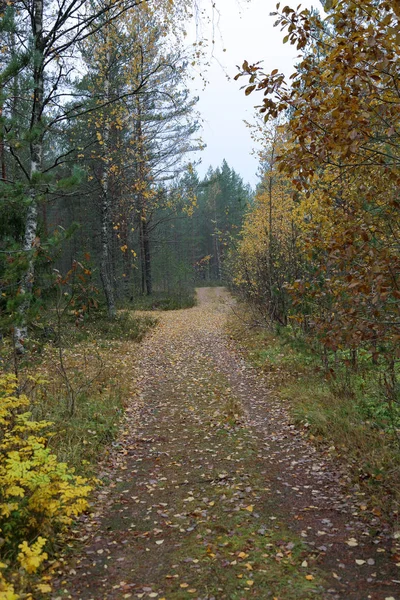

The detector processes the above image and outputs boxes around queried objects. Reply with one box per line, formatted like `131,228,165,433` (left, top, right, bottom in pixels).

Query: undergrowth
0,309,156,597
0,375,92,598
129,287,196,311
87,311,157,342
227,307,400,520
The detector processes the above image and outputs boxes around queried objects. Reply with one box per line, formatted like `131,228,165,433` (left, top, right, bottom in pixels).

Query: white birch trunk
14,0,43,352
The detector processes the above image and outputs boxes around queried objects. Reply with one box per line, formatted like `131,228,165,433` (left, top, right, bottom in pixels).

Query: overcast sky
189,0,320,187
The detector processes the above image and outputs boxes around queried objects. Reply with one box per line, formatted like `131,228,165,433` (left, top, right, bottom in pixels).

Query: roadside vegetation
0,307,156,597
227,307,400,520
229,0,399,521
130,287,197,311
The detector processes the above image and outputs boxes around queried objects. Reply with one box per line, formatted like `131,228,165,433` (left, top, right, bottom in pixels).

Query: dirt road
53,288,400,600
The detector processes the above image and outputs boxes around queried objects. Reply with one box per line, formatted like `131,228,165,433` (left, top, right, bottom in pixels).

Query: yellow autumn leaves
0,374,92,598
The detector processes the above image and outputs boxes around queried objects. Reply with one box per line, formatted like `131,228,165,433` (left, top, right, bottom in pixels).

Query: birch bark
14,0,44,352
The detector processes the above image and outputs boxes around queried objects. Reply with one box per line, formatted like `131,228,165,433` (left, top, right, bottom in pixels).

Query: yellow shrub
0,565,19,599
17,538,48,574
0,374,92,596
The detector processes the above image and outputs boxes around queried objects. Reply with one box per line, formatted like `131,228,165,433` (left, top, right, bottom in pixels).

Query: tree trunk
14,0,44,352
142,217,152,295
0,90,5,181
120,219,132,300
213,189,222,281
99,44,116,319
135,98,152,296
100,196,116,318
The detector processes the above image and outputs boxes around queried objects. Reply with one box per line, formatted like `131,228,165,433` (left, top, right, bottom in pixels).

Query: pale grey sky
190,0,320,187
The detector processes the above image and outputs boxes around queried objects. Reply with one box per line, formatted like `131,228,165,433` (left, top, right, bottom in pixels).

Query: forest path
54,288,399,600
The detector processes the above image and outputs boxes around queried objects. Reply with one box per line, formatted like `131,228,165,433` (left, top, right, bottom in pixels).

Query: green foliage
130,288,196,311
228,310,400,514
89,311,158,341
32,383,125,477
189,161,252,283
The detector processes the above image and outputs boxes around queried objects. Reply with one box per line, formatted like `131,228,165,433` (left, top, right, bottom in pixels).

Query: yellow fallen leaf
180,583,189,588
244,505,254,512
36,584,52,593
246,580,254,586
238,552,248,559
305,574,314,581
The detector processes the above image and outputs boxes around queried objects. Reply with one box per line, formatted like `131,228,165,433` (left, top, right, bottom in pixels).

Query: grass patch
155,369,324,599
86,311,157,342
168,513,321,599
31,386,124,477
227,306,400,518
195,279,226,288
129,288,196,311
1,310,157,477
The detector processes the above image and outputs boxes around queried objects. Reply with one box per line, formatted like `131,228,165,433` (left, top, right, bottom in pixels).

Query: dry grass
0,311,156,476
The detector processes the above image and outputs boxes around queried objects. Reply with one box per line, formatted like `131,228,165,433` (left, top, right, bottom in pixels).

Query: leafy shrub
0,374,92,597
92,311,157,341
131,288,196,311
